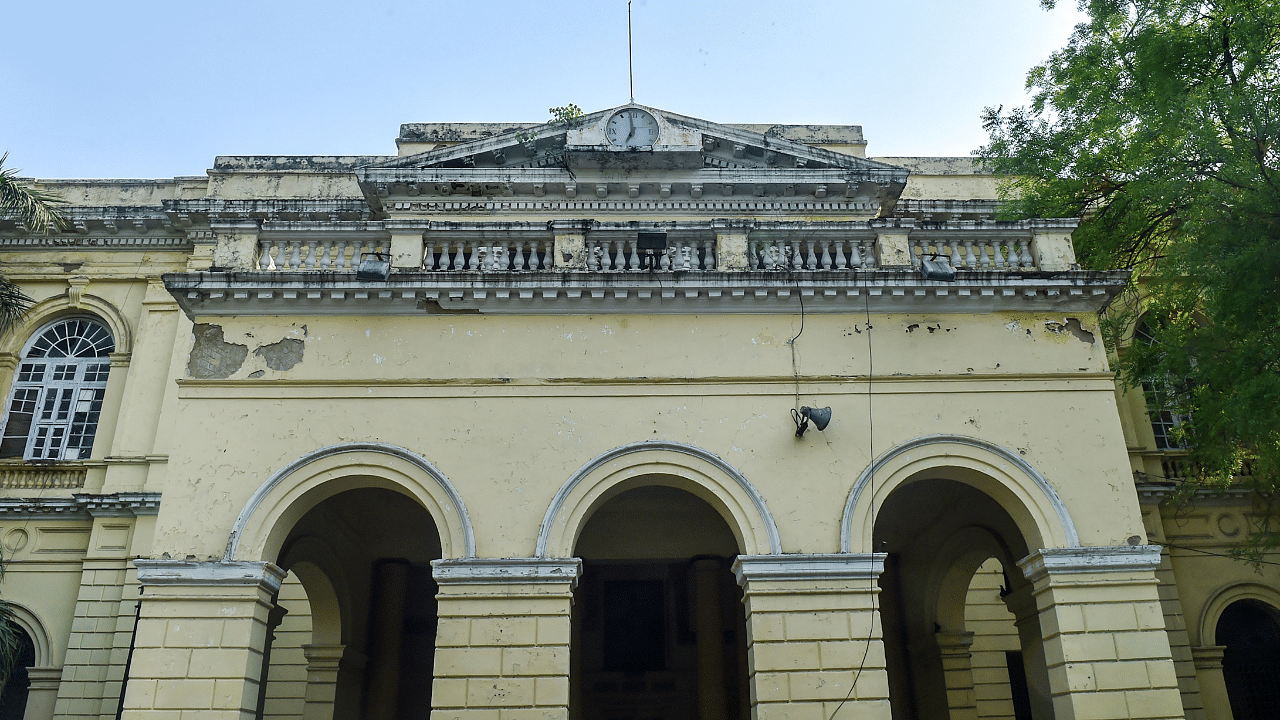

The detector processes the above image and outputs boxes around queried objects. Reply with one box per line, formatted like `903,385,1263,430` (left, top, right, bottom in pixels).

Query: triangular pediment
356,105,909,216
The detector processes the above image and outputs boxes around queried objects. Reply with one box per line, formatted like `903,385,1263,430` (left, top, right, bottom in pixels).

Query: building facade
0,105,1275,720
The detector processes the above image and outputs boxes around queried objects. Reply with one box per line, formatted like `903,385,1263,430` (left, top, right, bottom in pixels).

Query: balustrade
424,239,554,271
910,237,1034,271
257,238,386,272
585,239,716,271
749,237,875,271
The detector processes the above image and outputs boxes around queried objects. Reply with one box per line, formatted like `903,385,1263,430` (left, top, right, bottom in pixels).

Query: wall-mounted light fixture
356,252,392,281
792,406,832,437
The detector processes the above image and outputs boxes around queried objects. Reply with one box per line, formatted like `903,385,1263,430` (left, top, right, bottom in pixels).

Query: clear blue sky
1,0,1085,179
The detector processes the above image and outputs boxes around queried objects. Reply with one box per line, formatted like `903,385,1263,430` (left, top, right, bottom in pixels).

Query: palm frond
0,151,69,234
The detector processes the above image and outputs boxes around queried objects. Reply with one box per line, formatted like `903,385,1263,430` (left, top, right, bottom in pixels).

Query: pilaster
712,219,752,271
123,560,285,720
430,558,581,720
300,644,344,720
551,220,591,270
1018,546,1183,720
210,221,262,271
384,220,427,270
1029,222,1078,271
871,220,914,269
936,632,978,720
1190,646,1231,720
733,554,891,720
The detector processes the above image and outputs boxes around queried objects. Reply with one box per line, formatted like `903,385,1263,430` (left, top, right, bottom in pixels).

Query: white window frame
1,317,114,461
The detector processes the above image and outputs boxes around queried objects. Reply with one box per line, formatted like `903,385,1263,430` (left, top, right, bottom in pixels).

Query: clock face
606,109,660,148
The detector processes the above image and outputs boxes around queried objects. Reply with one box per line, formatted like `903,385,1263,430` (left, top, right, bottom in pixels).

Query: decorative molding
135,559,286,593
167,270,1126,319
432,558,582,588
1191,646,1226,670
0,492,161,518
1017,545,1162,583
536,439,781,557
0,464,88,490
841,434,1081,552
0,236,192,250
732,553,885,586
226,441,475,560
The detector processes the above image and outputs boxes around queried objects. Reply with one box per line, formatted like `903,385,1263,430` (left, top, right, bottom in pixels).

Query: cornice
164,269,1127,318
431,558,582,587
1018,546,1162,583
0,492,161,519
733,554,886,585
135,560,286,592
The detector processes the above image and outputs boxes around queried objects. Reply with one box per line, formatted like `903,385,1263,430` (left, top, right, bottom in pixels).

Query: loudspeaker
356,252,392,281
802,406,832,431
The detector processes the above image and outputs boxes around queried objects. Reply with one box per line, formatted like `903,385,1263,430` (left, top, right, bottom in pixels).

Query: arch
842,434,1079,553
227,442,475,562
3,602,52,668
537,440,781,557
2,294,132,357
929,526,1016,634
278,535,350,646
1199,582,1280,646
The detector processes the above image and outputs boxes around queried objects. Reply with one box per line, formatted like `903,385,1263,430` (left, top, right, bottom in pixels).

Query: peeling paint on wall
1045,318,1096,344
187,324,248,379
253,338,305,371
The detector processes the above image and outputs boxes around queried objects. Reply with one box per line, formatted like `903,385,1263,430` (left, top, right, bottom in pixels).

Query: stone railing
425,239,556,271
910,237,1034,271
587,239,717,271
257,237,388,271
0,464,87,489
749,237,875,270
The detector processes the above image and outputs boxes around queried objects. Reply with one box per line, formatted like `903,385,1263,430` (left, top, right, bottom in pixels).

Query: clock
606,108,660,148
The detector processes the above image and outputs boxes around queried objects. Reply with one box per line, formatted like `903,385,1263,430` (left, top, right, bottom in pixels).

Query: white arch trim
226,441,475,560
5,602,53,667
536,440,782,557
840,434,1080,553
1199,581,1280,646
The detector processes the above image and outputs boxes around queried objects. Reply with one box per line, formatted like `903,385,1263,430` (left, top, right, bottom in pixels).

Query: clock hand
626,114,635,144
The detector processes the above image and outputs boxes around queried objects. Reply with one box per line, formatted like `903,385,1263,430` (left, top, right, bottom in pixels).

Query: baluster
1019,239,1034,268
538,240,550,270
629,241,641,270
963,240,977,268
701,240,714,270
976,240,991,268
467,242,481,271
502,243,513,271
284,240,299,271
949,241,962,268
420,242,434,271
831,241,846,269
906,240,919,268
316,241,330,270
612,240,625,271
993,241,1007,268
257,241,271,270
446,242,459,271
509,241,523,271
299,241,313,270
659,248,671,271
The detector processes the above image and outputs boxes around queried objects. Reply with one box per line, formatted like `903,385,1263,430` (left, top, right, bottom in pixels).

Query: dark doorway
571,485,749,720
1218,599,1280,720
0,622,35,720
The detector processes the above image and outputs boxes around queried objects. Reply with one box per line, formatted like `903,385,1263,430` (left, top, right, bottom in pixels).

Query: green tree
0,153,65,691
980,1,1280,551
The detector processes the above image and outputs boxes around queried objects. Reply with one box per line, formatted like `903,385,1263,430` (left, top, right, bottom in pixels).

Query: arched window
1135,320,1189,450
1,317,114,460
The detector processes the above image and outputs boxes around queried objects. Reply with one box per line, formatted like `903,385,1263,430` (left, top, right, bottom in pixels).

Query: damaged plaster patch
253,338,305,371
188,324,249,379
1045,318,1096,344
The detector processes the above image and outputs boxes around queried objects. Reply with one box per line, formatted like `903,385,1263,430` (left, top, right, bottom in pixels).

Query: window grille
1,318,114,460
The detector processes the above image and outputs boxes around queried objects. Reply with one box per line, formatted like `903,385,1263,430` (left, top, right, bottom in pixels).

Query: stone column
871,218,915,270
1191,646,1232,720
733,554,891,720
1018,546,1183,720
26,667,63,720
125,560,285,720
712,219,753,271
551,220,592,270
301,644,344,720
935,631,978,720
209,221,262,271
385,220,427,270
693,558,727,720
1029,220,1078,271
430,558,581,720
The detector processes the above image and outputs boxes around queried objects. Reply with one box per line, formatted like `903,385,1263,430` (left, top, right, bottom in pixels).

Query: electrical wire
830,267,876,719
1154,540,1280,567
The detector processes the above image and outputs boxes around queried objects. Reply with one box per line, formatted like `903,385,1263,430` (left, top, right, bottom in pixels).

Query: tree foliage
0,153,57,335
980,0,1280,545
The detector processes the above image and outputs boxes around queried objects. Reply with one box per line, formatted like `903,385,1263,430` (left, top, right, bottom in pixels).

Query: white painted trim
1017,546,1161,583
225,441,475,560
535,439,781,557
432,558,582,588
840,434,1080,552
135,559,286,593
4,602,53,667
732,553,885,586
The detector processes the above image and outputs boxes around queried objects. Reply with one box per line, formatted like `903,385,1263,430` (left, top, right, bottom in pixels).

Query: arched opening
1217,599,1280,720
570,484,750,720
874,478,1051,720
0,621,36,720
261,486,443,720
